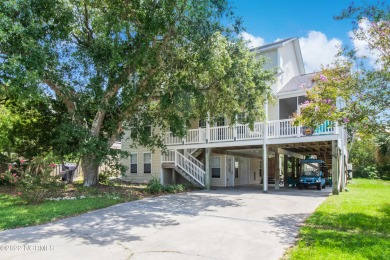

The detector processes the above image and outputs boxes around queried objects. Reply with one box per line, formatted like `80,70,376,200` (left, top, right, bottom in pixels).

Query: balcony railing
164,119,336,146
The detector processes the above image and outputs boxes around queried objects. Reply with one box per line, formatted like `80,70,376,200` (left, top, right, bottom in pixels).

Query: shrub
0,172,20,185
17,157,64,203
98,172,110,184
0,167,21,186
361,165,379,179
146,178,188,194
146,178,164,194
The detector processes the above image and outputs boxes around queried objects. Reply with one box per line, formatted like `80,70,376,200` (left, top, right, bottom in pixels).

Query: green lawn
0,194,126,230
286,178,390,259
0,181,189,231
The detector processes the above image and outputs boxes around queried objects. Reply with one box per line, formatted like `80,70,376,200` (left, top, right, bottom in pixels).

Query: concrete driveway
0,187,330,260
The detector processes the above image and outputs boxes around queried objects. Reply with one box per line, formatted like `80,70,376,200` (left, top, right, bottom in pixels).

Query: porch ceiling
212,141,333,166
276,141,333,165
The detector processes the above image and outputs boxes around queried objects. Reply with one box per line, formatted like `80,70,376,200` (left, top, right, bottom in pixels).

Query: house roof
250,37,296,53
278,72,318,94
250,37,306,75
110,141,121,150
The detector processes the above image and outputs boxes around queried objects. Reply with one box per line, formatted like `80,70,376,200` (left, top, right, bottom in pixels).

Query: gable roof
278,72,317,94
251,37,306,75
250,37,296,53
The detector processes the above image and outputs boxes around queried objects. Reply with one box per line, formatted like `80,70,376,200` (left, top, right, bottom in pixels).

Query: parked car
298,159,326,190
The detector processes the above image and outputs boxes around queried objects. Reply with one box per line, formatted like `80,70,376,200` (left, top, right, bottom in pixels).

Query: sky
231,0,379,73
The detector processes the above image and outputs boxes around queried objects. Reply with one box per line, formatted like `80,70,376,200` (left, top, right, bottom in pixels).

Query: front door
226,156,234,187
239,158,249,185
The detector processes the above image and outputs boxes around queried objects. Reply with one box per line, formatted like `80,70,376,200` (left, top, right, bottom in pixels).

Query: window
130,125,152,139
130,153,138,174
143,153,152,174
199,119,206,128
237,112,245,124
216,116,225,126
211,157,221,178
144,125,152,136
235,159,239,178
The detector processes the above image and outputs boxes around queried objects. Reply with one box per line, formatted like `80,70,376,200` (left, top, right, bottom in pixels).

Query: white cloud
350,19,381,68
299,31,342,73
240,32,265,48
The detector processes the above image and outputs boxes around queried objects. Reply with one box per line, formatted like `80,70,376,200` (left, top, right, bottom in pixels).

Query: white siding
257,50,278,71
268,101,279,120
121,130,161,183
249,158,261,184
210,154,226,187
278,42,302,92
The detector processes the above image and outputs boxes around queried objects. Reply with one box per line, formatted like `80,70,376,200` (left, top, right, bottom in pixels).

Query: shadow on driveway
0,192,242,246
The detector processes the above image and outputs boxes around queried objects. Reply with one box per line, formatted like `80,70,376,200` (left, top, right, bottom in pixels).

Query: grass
0,193,125,230
0,180,192,231
285,178,390,260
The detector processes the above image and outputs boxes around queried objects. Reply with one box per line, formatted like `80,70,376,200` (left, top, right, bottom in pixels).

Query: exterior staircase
162,150,205,187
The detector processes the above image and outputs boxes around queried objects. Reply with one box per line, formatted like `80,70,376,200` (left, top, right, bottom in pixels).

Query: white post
283,154,288,188
205,148,211,189
263,100,269,192
275,152,280,190
160,154,164,185
174,150,177,166
340,129,346,191
263,144,268,192
332,140,339,195
206,112,210,143
233,114,238,140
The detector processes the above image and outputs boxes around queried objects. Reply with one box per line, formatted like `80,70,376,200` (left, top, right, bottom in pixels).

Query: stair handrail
175,151,205,186
184,150,204,170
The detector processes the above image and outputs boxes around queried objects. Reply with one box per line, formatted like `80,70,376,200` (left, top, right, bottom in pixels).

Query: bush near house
285,179,390,259
146,178,188,194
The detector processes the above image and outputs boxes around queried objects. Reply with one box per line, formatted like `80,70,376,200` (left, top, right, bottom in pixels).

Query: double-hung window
211,157,221,178
143,153,152,174
130,153,138,174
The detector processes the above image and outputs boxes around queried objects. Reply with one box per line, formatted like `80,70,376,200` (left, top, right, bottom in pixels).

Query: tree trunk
82,154,99,187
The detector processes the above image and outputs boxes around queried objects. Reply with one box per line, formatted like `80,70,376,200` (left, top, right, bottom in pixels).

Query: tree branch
44,79,76,114
83,1,94,43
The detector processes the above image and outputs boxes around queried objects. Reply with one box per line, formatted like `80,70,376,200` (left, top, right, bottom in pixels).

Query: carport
211,139,344,195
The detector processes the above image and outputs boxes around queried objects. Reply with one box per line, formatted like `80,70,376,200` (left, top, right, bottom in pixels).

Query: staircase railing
175,151,205,187
184,149,204,170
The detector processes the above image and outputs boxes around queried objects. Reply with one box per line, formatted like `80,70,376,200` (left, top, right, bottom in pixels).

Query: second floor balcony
164,118,337,147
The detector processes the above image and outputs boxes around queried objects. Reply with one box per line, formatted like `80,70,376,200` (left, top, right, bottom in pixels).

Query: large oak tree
0,0,274,186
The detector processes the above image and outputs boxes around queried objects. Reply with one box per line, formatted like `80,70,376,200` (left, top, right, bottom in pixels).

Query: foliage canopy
0,0,274,185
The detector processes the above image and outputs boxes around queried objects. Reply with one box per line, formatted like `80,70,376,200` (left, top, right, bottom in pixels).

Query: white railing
186,128,206,144
164,132,182,145
267,119,299,139
236,122,264,140
163,119,336,145
186,148,197,154
175,151,205,186
184,150,204,170
162,150,205,186
162,150,175,162
210,126,234,142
